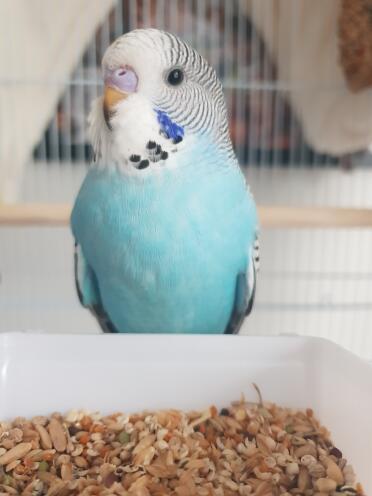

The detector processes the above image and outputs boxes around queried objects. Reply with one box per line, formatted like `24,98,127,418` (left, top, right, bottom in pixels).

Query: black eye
167,68,184,86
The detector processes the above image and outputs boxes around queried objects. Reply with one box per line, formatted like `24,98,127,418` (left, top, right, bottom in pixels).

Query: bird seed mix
0,390,365,495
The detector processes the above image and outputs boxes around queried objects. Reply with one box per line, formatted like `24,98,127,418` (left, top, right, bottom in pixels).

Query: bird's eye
167,68,184,86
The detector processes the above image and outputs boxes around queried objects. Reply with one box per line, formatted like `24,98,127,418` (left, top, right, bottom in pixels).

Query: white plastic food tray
0,333,371,491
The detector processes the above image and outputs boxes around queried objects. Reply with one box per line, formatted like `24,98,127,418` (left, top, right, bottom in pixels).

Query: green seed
258,407,272,419
38,461,49,472
285,424,294,434
118,431,131,444
3,474,13,485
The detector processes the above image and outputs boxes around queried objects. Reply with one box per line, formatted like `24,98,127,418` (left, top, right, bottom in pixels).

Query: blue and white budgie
71,28,259,334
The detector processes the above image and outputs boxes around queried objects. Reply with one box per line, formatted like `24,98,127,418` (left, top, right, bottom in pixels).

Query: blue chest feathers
71,156,257,333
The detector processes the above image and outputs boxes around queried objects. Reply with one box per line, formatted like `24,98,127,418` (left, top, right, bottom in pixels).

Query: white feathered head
89,28,233,169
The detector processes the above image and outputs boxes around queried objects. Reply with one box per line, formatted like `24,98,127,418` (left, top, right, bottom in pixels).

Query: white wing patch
248,235,259,304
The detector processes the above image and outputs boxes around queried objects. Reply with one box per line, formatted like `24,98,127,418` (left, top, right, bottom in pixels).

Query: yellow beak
103,86,128,112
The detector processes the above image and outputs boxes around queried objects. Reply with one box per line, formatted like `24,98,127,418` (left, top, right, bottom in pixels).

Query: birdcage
1,0,372,358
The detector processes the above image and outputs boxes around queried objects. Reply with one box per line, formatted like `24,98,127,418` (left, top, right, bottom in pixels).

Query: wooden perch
1,204,372,228
0,204,71,226
260,206,372,228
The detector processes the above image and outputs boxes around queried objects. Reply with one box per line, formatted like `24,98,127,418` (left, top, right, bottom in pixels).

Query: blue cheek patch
155,109,185,142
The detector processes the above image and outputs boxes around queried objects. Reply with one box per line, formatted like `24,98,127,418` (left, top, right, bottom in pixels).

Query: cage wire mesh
1,0,372,358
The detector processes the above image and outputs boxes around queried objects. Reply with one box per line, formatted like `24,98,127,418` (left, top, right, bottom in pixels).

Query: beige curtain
0,0,115,202
244,0,372,156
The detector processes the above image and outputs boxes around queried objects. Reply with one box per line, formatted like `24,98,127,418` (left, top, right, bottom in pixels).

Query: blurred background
1,0,372,358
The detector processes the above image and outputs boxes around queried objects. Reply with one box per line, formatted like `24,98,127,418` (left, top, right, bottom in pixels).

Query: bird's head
89,28,233,171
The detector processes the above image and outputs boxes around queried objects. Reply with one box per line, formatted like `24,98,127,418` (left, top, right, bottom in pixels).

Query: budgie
71,28,259,334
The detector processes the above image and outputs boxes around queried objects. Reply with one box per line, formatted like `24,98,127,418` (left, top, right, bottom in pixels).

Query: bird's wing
225,235,259,334
74,242,118,333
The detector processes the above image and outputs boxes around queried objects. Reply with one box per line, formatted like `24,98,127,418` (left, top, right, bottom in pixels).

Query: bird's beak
103,66,138,127
103,86,128,124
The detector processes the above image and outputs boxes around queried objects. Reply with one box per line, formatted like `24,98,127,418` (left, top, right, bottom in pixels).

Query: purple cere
104,66,138,93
